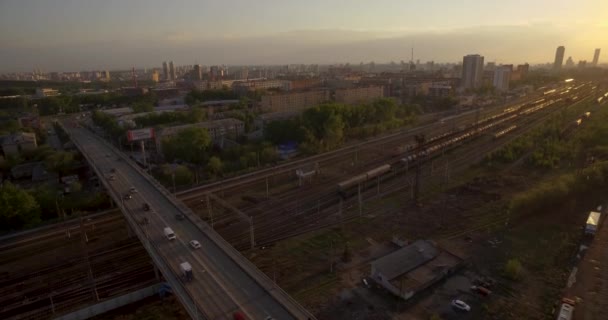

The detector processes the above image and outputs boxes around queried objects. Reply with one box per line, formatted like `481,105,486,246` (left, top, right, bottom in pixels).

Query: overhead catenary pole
205,195,214,228
358,183,362,217
250,216,255,249
413,134,425,206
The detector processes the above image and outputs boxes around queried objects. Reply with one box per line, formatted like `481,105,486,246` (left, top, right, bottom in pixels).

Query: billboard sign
127,128,155,142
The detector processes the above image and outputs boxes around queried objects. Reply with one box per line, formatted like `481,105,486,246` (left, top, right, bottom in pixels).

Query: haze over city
2,1,608,320
1,0,607,72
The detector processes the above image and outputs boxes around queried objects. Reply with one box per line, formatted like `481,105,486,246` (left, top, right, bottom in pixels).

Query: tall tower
162,61,169,80
169,61,176,80
193,64,202,80
152,70,159,83
554,46,565,69
462,54,484,89
593,48,601,67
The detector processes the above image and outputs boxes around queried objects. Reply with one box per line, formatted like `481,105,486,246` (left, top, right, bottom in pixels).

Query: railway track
1,82,596,319
176,95,546,202
204,84,597,249
0,217,157,320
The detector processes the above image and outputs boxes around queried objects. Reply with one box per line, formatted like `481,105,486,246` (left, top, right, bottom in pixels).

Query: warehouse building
370,240,463,300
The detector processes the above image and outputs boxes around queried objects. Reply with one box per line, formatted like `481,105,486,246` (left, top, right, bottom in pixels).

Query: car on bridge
189,240,201,249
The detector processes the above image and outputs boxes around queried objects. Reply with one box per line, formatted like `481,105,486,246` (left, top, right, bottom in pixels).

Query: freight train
336,84,590,199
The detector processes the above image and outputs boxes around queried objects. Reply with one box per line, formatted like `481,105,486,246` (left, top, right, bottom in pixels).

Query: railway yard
1,80,606,320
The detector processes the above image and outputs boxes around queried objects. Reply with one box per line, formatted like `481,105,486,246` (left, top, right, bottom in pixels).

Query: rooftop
372,240,439,281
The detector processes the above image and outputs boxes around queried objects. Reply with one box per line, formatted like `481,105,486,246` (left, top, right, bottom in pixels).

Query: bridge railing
74,123,315,319
65,124,209,320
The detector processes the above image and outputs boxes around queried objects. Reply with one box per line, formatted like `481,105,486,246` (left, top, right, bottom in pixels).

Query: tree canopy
0,182,40,231
161,126,211,164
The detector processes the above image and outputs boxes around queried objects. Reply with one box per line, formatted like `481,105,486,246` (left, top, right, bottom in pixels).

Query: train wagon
337,164,392,198
556,302,574,320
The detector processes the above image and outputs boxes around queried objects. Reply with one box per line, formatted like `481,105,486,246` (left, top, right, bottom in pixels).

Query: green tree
264,119,303,145
30,185,61,220
45,151,76,176
207,156,223,177
132,101,154,113
162,127,211,164
0,119,21,134
504,258,523,280
0,182,41,231
300,105,345,153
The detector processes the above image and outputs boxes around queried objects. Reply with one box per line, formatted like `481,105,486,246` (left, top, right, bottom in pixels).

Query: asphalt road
68,125,312,320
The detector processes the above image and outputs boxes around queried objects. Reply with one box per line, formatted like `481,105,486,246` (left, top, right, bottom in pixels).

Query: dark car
175,213,185,220
233,312,246,320
143,203,150,211
124,194,132,200
110,168,116,173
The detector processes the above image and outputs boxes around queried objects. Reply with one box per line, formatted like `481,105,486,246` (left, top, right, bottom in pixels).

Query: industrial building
260,90,329,112
333,86,384,105
370,240,463,300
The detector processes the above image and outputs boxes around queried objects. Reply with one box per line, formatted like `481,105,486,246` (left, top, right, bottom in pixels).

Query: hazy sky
1,0,607,72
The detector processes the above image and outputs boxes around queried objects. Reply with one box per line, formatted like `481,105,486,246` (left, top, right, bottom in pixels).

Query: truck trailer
180,262,193,281
585,211,601,236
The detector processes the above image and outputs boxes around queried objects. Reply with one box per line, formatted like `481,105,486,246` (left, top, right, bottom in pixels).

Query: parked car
189,240,201,249
451,299,471,312
233,312,246,320
123,194,132,200
471,285,492,296
110,168,116,173
142,203,150,211
129,187,137,194
175,213,185,220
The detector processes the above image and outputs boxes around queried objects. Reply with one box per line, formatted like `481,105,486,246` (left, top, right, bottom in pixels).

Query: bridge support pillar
154,265,160,281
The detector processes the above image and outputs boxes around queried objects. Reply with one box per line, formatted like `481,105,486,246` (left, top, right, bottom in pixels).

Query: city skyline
0,0,607,72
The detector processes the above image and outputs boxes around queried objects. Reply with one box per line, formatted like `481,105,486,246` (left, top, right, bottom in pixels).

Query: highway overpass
62,123,315,320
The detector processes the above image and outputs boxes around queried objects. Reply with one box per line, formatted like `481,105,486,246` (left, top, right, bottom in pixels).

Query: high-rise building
554,46,565,69
193,64,202,80
578,60,587,68
462,54,484,89
162,62,169,80
152,70,159,83
169,61,176,80
565,57,575,68
593,48,601,66
210,66,219,80
104,70,110,81
493,66,512,92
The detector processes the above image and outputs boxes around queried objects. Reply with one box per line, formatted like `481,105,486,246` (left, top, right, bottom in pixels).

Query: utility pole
249,216,255,249
206,195,214,228
413,134,425,206
358,183,362,217
80,212,99,302
329,240,334,273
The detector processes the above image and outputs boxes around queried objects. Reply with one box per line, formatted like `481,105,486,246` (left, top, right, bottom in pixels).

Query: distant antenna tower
132,67,138,88
411,47,414,64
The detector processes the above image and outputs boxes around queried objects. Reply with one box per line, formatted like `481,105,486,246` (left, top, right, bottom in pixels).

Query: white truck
585,211,601,236
164,227,176,240
180,262,193,281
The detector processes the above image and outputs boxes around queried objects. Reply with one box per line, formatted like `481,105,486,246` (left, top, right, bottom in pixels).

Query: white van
164,227,176,240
